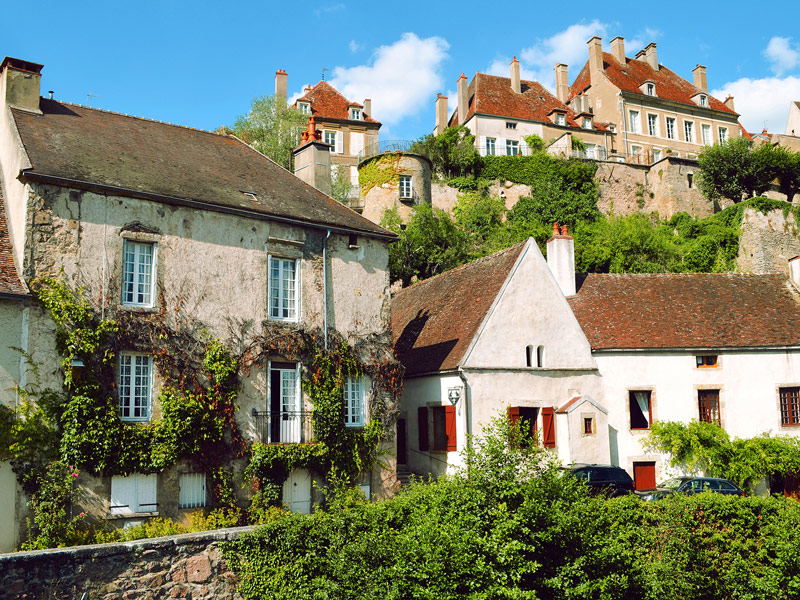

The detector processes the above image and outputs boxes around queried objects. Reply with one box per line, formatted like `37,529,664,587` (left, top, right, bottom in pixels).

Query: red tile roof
569,273,800,350
392,243,526,375
569,53,737,116
0,187,27,296
295,81,380,124
11,99,391,238
448,72,611,132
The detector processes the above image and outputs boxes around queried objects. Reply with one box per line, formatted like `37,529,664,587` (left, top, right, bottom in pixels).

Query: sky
5,1,800,142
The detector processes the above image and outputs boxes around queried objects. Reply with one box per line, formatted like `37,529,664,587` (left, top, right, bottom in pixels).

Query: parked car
566,464,635,497
637,476,745,500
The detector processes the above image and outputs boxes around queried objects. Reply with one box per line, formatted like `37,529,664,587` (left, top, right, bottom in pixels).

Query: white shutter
335,131,344,154
496,137,506,156
479,136,486,156
520,138,528,156
136,473,158,513
179,473,206,509
110,476,136,515
350,165,359,186
350,132,365,156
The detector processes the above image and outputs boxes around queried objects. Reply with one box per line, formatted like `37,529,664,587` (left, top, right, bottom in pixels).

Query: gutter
0,291,31,301
592,346,800,354
20,171,398,242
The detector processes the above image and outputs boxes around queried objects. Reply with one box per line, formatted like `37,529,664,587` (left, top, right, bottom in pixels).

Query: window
118,353,152,421
122,240,156,307
268,362,302,443
508,406,538,441
323,130,342,154
344,376,366,427
349,107,362,120
702,124,712,145
582,415,596,435
110,473,157,515
653,149,662,162
585,144,597,159
698,389,721,426
418,406,456,452
647,114,658,136
556,114,566,126
505,121,517,130
350,132,365,156
696,355,718,368
536,345,545,368
718,127,728,143
179,473,206,509
631,145,642,156
629,390,652,429
297,102,310,114
583,117,592,129
687,173,694,188
506,140,520,156
486,137,496,155
684,121,695,143
268,256,299,321
399,175,413,199
699,95,707,107
780,387,800,426
646,83,655,96
629,110,640,134
666,117,676,140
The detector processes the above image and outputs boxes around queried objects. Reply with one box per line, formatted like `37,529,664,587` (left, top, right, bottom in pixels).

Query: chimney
610,36,625,64
547,222,576,297
435,93,449,136
1,57,43,114
635,49,646,61
510,57,521,94
457,73,468,125
644,43,659,71
555,63,569,103
275,69,288,105
292,117,332,196
693,65,708,92
724,95,735,111
790,256,800,290
363,98,372,116
587,36,604,79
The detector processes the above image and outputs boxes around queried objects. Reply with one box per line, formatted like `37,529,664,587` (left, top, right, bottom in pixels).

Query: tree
772,146,800,201
697,138,781,202
330,166,354,206
225,95,308,170
410,125,482,179
452,191,506,257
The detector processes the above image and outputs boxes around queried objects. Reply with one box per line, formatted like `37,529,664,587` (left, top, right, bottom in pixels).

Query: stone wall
737,207,800,273
0,526,255,600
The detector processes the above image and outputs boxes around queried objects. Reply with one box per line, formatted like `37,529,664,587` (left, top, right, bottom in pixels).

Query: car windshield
660,478,687,490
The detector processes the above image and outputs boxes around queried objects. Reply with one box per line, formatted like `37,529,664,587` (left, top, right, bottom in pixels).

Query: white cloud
712,76,800,133
349,40,361,53
314,3,344,15
328,33,449,126
764,36,800,75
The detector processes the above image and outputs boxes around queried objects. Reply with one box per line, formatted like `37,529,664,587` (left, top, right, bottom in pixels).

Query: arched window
526,345,533,367
536,345,545,368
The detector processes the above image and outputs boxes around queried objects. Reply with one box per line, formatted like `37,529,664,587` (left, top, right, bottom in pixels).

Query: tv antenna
86,92,100,106
322,67,328,81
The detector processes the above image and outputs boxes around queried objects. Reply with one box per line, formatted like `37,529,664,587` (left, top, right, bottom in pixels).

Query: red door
633,462,656,491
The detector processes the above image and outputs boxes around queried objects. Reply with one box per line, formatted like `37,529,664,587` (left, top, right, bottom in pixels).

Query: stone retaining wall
0,526,255,600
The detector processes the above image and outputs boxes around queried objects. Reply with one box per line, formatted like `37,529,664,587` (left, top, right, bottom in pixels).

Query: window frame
505,121,517,130
556,114,566,126
647,113,659,137
268,255,300,322
399,175,413,199
718,127,728,143
349,107,362,120
506,139,520,156
179,473,207,509
701,123,712,145
695,355,719,368
344,375,366,428
118,352,153,422
121,239,156,308
297,102,310,115
582,117,592,129
646,83,656,96
780,386,800,426
684,120,695,143
698,389,721,426
629,389,653,430
485,137,496,155
666,117,676,140
629,110,640,134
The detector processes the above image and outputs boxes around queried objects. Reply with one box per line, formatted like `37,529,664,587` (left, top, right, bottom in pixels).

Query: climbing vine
358,153,402,194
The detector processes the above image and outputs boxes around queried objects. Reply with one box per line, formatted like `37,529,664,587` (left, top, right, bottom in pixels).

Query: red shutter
633,462,656,491
542,407,556,448
418,407,429,451
507,406,521,426
445,405,457,451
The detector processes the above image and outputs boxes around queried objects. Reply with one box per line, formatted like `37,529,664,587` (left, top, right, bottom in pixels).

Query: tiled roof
569,273,800,350
448,72,612,132
0,187,27,296
295,81,380,124
569,53,737,115
392,243,526,376
11,99,391,238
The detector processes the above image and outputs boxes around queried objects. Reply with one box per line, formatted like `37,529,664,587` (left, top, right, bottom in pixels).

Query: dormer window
646,83,655,96
582,117,592,129
699,95,707,107
350,107,362,120
556,114,566,126
297,102,310,114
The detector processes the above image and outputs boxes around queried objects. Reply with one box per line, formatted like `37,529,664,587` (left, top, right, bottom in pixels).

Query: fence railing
357,140,415,162
251,409,314,444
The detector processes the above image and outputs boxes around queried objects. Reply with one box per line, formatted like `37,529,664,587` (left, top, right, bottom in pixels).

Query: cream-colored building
0,57,397,550
563,36,741,163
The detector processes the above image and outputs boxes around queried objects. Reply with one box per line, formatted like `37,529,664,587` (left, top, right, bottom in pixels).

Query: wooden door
633,462,656,491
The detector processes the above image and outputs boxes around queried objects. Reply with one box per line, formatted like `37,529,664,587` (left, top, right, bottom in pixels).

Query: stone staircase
396,464,413,487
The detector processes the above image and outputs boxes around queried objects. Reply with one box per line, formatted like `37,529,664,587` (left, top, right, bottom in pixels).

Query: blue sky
5,1,800,142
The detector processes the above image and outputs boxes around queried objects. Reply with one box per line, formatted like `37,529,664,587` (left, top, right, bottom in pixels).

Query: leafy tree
452,191,506,257
523,134,546,153
410,125,482,178
330,166,354,206
225,94,308,170
697,138,783,202
772,145,800,201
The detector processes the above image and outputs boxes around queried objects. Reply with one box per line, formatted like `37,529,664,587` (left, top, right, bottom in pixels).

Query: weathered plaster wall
0,527,252,600
737,207,800,273
558,399,610,465
360,154,431,225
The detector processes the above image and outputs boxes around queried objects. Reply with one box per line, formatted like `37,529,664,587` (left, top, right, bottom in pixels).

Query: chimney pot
293,117,331,196
724,95,735,111
547,223,576,296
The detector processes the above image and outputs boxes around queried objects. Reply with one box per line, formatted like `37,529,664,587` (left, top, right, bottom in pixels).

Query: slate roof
0,187,27,296
568,273,800,350
391,243,525,376
448,72,611,132
295,81,380,125
569,53,737,116
11,99,391,238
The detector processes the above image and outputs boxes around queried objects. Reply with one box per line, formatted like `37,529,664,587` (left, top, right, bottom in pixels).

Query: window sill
118,304,158,314
630,428,651,432
121,417,152,423
108,511,159,520
781,423,800,427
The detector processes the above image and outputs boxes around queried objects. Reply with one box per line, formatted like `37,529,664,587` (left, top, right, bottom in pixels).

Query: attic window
298,102,310,114
350,108,362,120
583,117,592,129
505,121,517,130
348,234,359,248
646,83,655,96
556,114,566,126
699,95,707,107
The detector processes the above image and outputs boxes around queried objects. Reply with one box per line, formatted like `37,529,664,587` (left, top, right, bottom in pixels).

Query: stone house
564,36,741,163
0,56,396,551
436,58,615,160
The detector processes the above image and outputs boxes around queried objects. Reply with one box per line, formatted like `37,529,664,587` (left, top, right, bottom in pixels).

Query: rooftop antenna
86,92,100,106
321,67,328,81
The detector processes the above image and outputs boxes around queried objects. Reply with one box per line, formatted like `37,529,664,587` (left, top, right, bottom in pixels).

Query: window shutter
520,139,528,156
496,137,506,156
507,406,521,427
479,136,486,156
110,476,136,515
335,131,344,154
542,407,556,448
418,406,429,451
445,405,457,451
137,473,158,513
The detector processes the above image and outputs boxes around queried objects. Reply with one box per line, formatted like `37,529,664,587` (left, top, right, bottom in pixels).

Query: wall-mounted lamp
447,386,462,406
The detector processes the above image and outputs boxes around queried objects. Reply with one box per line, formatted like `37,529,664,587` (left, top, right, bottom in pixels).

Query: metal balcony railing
357,140,415,162
251,409,314,444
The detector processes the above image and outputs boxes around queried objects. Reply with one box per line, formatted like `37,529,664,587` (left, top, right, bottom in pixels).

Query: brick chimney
363,98,372,117
587,36,604,81
275,69,288,104
610,36,625,64
457,73,468,125
547,222,576,297
644,43,659,71
693,65,708,92
555,63,569,103
435,93,449,136
292,117,331,196
510,57,521,94
1,57,43,114
724,95,735,111
635,49,646,61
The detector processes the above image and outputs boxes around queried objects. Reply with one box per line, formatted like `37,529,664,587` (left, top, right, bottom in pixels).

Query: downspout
323,229,332,350
620,94,629,160
458,367,472,471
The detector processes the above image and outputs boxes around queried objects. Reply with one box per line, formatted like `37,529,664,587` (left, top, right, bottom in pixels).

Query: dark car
637,476,745,500
566,464,635,497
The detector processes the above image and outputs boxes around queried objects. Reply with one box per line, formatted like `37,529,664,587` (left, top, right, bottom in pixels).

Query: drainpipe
323,229,332,350
620,94,630,160
458,367,473,470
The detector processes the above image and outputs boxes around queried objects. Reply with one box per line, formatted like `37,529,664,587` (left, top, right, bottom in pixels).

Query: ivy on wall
358,153,402,194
